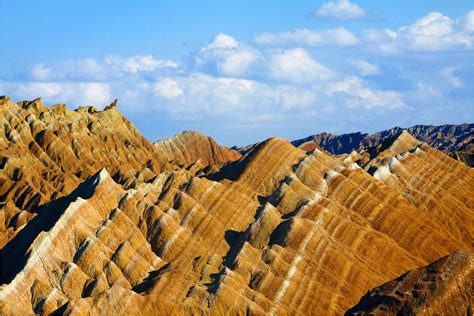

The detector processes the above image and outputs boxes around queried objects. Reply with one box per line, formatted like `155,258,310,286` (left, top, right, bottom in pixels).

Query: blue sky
1,0,473,146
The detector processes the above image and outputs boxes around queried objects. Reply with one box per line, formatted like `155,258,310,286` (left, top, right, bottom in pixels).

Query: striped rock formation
0,96,169,247
0,97,472,315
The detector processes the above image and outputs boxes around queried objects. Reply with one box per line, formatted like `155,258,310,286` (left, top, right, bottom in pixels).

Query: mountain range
0,96,472,315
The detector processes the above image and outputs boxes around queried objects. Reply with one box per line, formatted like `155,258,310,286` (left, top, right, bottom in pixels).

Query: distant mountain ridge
292,123,473,154
291,123,473,166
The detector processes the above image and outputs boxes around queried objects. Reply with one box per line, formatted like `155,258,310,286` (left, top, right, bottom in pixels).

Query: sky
1,1,473,146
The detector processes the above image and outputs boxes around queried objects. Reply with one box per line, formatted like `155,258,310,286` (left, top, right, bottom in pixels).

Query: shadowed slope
0,169,167,314
346,249,473,315
1,169,110,284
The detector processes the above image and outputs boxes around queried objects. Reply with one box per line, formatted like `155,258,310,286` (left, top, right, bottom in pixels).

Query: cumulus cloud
350,59,381,76
196,33,260,76
365,12,474,53
315,0,366,20
202,33,239,50
217,49,261,76
269,48,333,84
154,78,184,98
400,12,471,51
254,27,359,47
327,76,405,109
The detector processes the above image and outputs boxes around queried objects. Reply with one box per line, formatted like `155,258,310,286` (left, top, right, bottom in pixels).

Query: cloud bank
0,8,473,144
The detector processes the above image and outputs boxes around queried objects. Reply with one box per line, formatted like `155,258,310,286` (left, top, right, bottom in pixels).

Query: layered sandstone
0,97,472,315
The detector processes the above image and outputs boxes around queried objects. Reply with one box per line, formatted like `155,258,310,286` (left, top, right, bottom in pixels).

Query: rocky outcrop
154,131,241,166
0,97,472,315
346,249,473,315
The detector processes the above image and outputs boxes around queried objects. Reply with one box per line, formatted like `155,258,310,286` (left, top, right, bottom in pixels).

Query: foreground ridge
0,97,472,315
346,249,473,315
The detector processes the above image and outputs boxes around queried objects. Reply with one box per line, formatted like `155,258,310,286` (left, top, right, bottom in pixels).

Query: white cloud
196,33,260,76
254,27,359,47
325,28,360,46
105,55,177,74
399,12,466,51
269,48,333,84
218,49,261,76
327,76,404,109
154,78,183,98
149,73,319,117
350,59,381,76
315,0,365,20
202,33,239,50
365,12,474,53
363,29,398,42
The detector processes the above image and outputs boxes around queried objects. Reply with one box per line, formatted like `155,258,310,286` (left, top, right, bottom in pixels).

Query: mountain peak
389,130,420,151
154,130,241,166
372,130,421,160
104,98,119,110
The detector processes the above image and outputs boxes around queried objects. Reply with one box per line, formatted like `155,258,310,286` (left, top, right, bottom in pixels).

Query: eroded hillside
0,97,472,315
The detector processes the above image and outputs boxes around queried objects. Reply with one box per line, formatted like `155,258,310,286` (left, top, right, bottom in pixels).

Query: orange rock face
154,130,241,166
0,97,472,315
